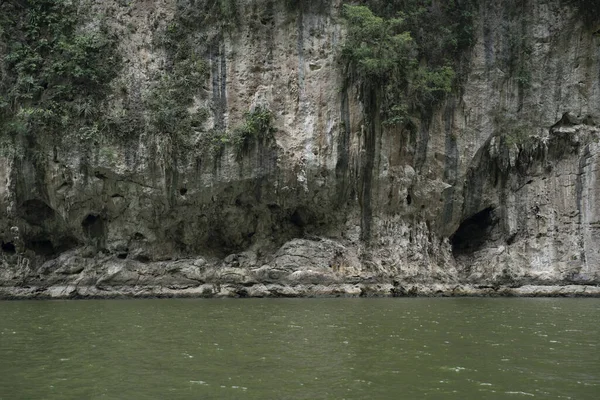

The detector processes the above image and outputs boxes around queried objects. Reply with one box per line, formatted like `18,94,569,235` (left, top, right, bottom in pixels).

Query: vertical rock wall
0,0,599,297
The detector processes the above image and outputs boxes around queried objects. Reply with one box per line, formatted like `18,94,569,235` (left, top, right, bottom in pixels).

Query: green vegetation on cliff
341,1,475,124
0,0,121,147
152,0,278,157
231,106,276,154
360,0,476,60
340,1,476,241
203,107,276,159
146,25,209,145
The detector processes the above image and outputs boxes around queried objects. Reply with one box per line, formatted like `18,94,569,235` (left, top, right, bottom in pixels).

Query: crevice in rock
359,88,379,242
94,171,108,180
134,254,150,263
451,207,497,257
336,84,351,204
57,182,72,192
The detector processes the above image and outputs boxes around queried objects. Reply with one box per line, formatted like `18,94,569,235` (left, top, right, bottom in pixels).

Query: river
0,298,598,399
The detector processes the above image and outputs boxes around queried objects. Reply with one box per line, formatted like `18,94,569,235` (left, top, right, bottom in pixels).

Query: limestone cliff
0,0,599,298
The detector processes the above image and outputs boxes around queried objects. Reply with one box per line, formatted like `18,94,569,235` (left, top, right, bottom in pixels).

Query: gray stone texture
0,0,599,298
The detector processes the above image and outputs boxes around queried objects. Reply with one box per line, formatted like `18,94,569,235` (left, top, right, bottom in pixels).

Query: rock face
0,0,599,298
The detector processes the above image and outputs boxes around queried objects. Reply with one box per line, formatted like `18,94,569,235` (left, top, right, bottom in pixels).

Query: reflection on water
0,298,598,399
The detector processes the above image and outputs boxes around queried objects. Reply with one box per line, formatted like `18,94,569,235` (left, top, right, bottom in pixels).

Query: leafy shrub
410,65,456,106
493,112,535,147
285,0,330,14
231,107,276,155
341,5,414,83
162,0,239,37
0,0,121,144
206,129,230,157
197,107,275,160
146,1,214,146
341,4,461,125
354,0,476,62
144,58,209,142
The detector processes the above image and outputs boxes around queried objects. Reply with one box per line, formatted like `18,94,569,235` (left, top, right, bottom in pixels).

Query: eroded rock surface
0,0,599,298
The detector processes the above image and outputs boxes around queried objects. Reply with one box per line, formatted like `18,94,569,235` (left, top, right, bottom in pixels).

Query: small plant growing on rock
204,129,230,158
231,106,276,155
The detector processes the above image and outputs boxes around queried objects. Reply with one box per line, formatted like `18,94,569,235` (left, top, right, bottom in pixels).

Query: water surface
0,298,598,399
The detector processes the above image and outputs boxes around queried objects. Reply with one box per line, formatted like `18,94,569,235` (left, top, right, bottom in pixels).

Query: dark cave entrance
82,214,105,241
451,207,497,257
290,207,312,228
1,241,16,254
19,199,56,226
27,240,55,256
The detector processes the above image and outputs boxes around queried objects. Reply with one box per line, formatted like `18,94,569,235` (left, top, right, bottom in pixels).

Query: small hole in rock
135,254,151,263
82,214,105,239
83,214,98,226
179,188,188,196
1,242,16,254
133,232,146,240
406,194,412,205
94,171,108,180
506,232,517,245
290,207,312,228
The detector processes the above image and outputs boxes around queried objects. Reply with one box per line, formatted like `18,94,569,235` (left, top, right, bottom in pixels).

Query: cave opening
19,199,55,226
1,241,16,254
290,207,314,229
450,207,497,257
290,209,307,228
82,214,105,239
27,240,55,256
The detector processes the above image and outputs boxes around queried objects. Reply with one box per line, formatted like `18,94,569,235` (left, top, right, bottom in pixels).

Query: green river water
0,298,598,399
